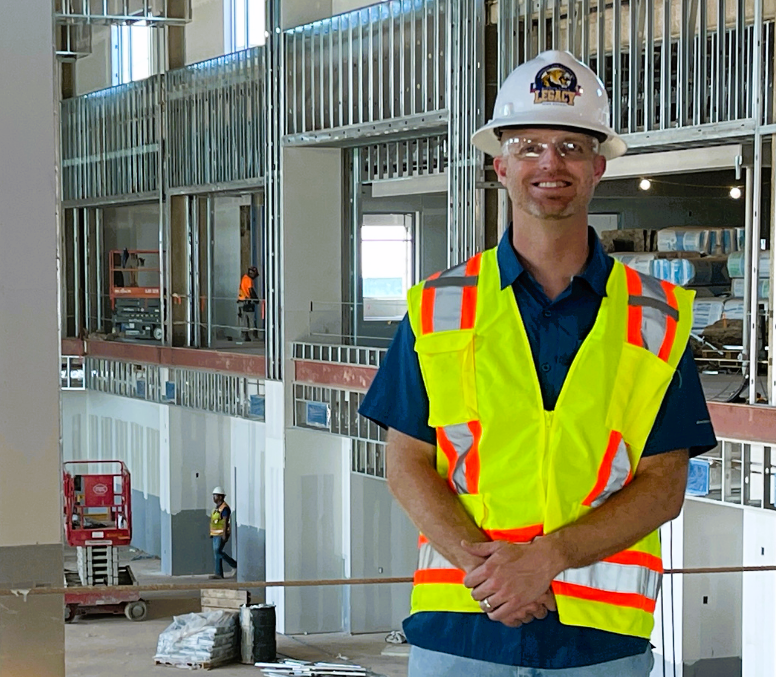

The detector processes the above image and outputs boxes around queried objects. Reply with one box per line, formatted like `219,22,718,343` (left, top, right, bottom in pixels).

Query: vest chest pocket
415,331,478,427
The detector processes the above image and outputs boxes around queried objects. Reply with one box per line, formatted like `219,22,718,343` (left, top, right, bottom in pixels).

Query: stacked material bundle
154,610,240,669
692,299,725,335
240,604,277,664
656,227,742,255
727,250,771,278
648,256,729,287
255,660,368,676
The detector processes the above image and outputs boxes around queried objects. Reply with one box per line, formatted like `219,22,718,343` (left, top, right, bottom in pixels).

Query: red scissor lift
63,460,147,622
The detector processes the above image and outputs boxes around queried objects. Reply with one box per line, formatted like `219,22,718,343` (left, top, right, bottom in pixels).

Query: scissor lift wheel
124,600,148,621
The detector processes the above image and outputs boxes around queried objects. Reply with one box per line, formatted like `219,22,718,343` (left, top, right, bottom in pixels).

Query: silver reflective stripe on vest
628,272,677,357
424,262,478,333
430,285,465,332
418,541,455,570
556,559,661,601
590,436,631,508
444,422,476,495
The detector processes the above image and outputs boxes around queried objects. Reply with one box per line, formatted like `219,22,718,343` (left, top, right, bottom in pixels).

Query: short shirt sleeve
642,346,717,458
221,505,232,520
358,315,436,445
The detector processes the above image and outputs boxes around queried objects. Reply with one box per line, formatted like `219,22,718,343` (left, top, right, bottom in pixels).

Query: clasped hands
462,539,558,628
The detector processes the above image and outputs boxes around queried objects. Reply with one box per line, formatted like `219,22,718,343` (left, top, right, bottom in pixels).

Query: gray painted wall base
161,509,212,575
236,524,265,587
683,656,742,677
131,489,162,557
0,543,63,588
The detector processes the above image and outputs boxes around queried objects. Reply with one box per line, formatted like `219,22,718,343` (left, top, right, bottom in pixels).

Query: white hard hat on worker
471,50,627,160
212,486,225,496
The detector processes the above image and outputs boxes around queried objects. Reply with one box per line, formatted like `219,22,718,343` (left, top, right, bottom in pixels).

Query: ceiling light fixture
639,178,651,191
729,186,742,199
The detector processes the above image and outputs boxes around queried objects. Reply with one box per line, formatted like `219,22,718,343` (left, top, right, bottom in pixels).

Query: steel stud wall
61,77,161,205
497,0,773,137
447,0,485,264
284,0,449,143
58,0,775,384
166,48,266,194
264,0,285,381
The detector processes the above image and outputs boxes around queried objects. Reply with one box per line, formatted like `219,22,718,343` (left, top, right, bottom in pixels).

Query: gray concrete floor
64,548,409,677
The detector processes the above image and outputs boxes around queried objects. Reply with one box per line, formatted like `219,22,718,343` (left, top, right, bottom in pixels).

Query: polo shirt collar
496,225,609,297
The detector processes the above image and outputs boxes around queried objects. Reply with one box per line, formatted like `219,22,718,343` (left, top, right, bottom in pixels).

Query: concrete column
0,2,65,675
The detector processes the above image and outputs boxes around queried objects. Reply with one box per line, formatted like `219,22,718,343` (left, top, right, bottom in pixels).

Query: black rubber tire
65,604,78,623
124,600,148,621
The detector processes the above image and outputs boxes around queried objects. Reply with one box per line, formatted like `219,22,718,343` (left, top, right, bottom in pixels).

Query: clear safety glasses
502,136,600,161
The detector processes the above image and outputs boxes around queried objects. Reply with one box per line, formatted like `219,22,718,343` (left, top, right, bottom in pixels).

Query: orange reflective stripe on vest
583,430,632,508
415,525,544,585
420,253,482,335
554,549,663,613
437,421,482,494
406,252,694,636
625,266,681,361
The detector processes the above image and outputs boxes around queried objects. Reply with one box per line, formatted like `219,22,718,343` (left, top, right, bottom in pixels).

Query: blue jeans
408,646,654,677
212,535,237,577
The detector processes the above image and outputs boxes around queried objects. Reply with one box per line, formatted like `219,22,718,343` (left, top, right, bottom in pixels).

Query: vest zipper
542,410,553,508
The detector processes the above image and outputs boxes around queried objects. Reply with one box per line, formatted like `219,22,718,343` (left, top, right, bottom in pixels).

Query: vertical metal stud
645,0,654,130
660,0,671,129
96,208,103,332
206,195,214,348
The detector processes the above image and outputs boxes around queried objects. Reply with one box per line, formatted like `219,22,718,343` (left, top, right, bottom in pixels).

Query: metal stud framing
166,48,266,194
361,134,447,182
58,0,776,385
263,0,284,381
284,0,449,142
61,77,161,205
447,0,485,264
497,0,773,139
55,0,192,25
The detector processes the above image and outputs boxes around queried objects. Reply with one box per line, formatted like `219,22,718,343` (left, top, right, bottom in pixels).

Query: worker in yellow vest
359,50,717,676
209,486,237,579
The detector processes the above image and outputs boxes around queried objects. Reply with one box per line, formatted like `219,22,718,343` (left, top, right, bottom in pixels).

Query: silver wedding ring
481,597,493,611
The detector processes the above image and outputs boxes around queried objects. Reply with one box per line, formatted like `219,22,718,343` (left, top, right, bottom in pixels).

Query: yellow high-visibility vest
405,247,693,639
210,502,230,537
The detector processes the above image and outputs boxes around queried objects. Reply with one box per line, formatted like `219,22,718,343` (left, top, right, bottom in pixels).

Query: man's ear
592,154,607,186
493,155,509,187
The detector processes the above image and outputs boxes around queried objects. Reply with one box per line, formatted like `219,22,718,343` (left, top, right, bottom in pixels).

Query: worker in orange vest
237,266,259,342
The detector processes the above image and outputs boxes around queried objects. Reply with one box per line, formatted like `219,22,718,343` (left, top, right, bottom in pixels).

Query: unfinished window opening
226,0,266,52
361,214,415,322
111,23,152,86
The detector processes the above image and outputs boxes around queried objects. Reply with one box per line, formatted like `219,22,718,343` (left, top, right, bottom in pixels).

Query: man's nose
537,143,564,168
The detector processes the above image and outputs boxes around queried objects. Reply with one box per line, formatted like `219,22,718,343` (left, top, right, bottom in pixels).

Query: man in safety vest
209,486,237,579
360,50,717,676
238,265,259,342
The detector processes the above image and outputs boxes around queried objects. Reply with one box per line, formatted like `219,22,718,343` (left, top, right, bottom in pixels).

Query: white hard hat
471,50,627,160
212,486,225,496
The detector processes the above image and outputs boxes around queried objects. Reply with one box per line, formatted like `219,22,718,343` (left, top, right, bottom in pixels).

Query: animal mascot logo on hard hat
471,50,628,160
531,63,580,105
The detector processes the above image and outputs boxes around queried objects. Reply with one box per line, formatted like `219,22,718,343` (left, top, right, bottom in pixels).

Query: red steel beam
294,360,377,391
708,402,776,444
62,338,265,376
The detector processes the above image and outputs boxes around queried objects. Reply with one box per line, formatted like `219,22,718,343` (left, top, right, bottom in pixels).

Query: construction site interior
5,0,776,675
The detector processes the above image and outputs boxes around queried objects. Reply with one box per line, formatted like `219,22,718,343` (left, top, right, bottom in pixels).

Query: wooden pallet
200,588,249,613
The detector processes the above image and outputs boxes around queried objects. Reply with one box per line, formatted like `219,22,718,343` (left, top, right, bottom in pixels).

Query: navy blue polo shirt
359,227,717,669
